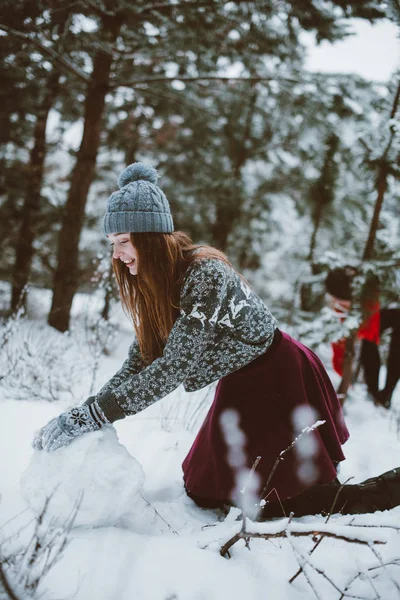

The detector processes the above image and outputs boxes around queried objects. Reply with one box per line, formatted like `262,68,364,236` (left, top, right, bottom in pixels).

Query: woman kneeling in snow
33,163,400,518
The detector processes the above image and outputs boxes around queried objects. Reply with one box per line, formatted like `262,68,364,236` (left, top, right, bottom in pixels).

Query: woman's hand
33,402,109,453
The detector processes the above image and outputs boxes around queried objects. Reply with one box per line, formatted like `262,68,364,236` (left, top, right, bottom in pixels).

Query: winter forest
0,0,400,599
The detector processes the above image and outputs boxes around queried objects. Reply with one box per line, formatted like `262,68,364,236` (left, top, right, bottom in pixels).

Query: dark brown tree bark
336,332,357,405
362,80,400,261
10,68,61,311
212,85,258,251
101,260,116,322
48,18,121,332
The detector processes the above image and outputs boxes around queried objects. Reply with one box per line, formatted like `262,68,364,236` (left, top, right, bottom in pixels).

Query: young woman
33,163,400,518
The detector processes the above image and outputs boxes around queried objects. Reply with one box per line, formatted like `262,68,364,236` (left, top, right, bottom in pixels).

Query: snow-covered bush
0,317,93,403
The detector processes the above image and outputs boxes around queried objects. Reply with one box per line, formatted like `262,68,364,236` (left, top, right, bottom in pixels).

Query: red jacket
332,300,380,376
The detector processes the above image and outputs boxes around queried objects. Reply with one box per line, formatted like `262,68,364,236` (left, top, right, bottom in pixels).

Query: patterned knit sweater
95,258,277,422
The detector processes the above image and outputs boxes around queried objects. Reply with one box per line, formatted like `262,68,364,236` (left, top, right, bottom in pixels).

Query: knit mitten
33,401,109,453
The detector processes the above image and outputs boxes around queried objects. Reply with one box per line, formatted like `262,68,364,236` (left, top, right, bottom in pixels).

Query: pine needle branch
0,24,92,84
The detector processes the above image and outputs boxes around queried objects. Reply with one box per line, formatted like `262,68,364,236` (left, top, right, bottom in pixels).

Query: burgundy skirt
182,330,349,507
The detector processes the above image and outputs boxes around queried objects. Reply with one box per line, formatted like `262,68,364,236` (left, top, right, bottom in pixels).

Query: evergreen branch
110,74,301,89
78,0,118,18
136,84,220,117
0,24,92,84
140,0,254,13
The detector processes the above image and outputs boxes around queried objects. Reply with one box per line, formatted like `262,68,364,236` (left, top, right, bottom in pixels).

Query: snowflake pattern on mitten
36,402,109,453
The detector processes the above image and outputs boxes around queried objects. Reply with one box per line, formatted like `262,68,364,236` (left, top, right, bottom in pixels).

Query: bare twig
289,477,355,584
288,536,365,600
340,559,400,600
369,545,400,595
260,420,326,502
140,494,179,535
0,561,23,600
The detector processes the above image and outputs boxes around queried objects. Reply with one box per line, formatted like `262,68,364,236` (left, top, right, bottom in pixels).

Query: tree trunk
48,20,121,332
336,332,357,405
101,260,115,321
212,87,257,251
362,163,389,261
362,80,400,261
10,68,60,311
339,81,400,401
307,200,323,265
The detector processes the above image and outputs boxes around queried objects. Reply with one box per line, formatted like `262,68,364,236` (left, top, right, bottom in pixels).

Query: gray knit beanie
102,163,174,235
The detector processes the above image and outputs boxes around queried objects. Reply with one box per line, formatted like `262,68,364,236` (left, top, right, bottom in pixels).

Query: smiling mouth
123,259,135,268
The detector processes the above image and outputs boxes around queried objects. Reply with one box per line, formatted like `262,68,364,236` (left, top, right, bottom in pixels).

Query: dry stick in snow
220,423,391,558
259,420,326,508
368,545,400,595
289,476,355,585
340,559,400,600
287,527,339,600
140,494,179,536
0,562,23,600
219,519,386,558
287,532,367,600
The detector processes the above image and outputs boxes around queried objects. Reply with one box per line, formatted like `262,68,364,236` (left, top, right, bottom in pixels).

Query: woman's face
108,233,138,275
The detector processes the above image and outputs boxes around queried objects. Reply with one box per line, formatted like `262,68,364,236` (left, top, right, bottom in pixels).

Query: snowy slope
1,307,400,600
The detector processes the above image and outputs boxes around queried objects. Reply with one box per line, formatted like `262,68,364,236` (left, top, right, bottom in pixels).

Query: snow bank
21,426,146,529
41,528,266,600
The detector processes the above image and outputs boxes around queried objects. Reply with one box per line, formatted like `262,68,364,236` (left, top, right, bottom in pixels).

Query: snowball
21,426,146,529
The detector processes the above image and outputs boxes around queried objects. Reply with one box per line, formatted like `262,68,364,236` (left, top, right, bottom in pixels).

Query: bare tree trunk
10,68,60,311
339,80,400,401
362,162,390,261
101,260,115,321
307,200,323,264
212,86,258,250
9,13,72,311
48,19,121,332
336,332,357,405
362,80,400,261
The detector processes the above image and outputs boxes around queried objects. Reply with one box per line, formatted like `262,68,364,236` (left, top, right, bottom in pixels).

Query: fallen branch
219,519,386,558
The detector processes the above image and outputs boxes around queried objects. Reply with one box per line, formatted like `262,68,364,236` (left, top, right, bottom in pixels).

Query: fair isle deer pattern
96,259,277,418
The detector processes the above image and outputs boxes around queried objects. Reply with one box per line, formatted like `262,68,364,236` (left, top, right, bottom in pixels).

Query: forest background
0,0,399,336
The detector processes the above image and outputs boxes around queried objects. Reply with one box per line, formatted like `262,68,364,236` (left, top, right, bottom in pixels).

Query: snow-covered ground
1,291,400,600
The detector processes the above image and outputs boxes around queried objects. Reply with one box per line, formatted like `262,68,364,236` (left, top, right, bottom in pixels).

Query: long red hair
112,231,232,365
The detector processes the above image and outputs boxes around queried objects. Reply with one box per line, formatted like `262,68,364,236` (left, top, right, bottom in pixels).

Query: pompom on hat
102,162,174,235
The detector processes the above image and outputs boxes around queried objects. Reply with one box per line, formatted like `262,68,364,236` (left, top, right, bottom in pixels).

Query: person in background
325,266,400,408
32,164,400,517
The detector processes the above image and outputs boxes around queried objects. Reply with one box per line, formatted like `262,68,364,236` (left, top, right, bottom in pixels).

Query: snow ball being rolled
21,426,145,529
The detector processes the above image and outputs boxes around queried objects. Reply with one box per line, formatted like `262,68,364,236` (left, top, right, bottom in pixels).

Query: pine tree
10,8,73,310
0,0,392,330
